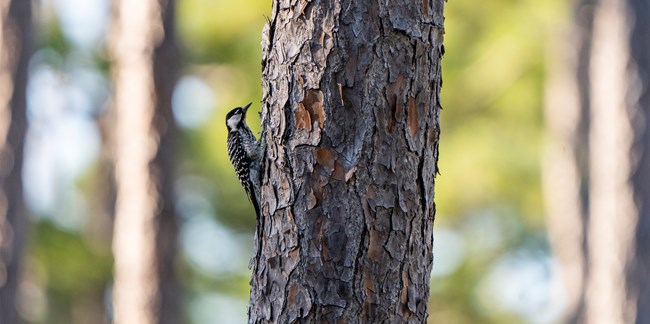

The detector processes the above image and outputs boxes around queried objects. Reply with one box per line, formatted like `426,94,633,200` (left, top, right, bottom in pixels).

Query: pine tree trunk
249,0,444,322
110,0,180,323
0,0,30,322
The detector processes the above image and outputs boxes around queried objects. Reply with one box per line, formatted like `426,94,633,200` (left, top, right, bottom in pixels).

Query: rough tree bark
110,0,180,323
250,0,443,322
0,0,30,322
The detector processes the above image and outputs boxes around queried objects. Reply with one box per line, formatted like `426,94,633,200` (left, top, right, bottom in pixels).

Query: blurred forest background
0,0,622,323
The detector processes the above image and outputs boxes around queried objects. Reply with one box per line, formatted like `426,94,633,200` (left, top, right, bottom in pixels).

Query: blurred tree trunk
541,0,593,321
110,0,180,323
0,0,30,322
626,0,650,320
250,0,443,322
583,0,650,322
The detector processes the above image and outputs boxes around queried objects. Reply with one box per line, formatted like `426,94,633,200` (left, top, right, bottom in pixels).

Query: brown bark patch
408,97,419,136
287,248,300,271
399,271,410,313
363,270,376,296
287,284,312,322
361,301,374,322
385,74,407,132
316,147,337,175
332,159,345,181
367,185,376,200
367,229,384,262
361,269,377,319
315,147,345,181
312,175,324,202
428,126,437,143
288,285,299,305
422,0,428,16
294,103,313,131
301,89,325,128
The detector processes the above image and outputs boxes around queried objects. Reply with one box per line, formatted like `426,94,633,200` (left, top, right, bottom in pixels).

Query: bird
226,102,261,219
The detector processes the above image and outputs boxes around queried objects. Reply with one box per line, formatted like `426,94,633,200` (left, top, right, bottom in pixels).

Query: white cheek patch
227,114,241,129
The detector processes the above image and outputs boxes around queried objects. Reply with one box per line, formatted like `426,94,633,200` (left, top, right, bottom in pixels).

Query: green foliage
431,0,566,321
27,222,112,323
34,17,71,58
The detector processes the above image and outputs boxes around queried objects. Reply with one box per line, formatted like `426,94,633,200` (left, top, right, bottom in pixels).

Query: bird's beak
243,102,252,113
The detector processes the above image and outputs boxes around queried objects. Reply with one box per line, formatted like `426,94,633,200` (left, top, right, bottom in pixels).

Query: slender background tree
545,0,650,321
0,0,30,322
110,0,180,323
249,0,443,322
583,0,635,321
627,0,650,319
542,0,593,321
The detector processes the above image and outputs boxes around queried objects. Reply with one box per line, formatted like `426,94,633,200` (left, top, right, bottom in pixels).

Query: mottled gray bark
250,0,443,322
110,0,180,323
0,0,30,322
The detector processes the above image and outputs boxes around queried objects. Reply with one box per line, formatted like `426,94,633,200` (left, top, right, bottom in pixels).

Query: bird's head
226,102,252,131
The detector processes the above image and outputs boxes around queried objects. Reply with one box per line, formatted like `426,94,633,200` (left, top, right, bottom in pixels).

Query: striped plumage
226,103,261,219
